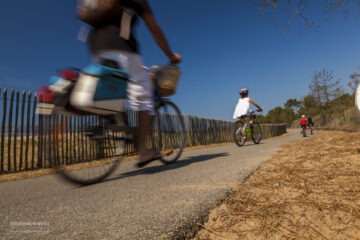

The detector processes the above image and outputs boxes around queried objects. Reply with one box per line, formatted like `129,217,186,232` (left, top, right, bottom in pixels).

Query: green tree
309,68,344,105
266,107,284,123
308,68,345,124
329,93,355,113
299,94,320,117
255,114,267,124
348,72,360,93
265,106,296,125
284,98,301,114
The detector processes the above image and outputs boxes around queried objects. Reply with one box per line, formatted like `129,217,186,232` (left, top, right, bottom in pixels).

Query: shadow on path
106,152,230,182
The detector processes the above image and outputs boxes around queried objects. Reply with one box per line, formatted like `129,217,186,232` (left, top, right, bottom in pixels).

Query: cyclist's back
300,115,307,127
234,97,250,117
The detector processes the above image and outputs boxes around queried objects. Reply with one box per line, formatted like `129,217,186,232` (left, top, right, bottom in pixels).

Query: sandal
136,152,161,168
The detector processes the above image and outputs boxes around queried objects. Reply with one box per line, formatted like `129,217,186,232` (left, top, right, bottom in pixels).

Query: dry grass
195,131,360,240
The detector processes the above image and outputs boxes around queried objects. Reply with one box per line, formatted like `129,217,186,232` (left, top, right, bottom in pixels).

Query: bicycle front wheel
251,122,262,144
50,114,125,185
234,121,246,147
153,100,186,164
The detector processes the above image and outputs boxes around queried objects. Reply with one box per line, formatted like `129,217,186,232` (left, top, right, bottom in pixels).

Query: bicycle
301,125,307,137
233,110,262,147
308,124,314,135
37,60,186,185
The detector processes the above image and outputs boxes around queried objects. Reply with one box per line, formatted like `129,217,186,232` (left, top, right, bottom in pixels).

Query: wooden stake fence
0,88,286,174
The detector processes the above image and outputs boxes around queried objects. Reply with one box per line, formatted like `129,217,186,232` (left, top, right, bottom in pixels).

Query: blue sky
0,1,359,120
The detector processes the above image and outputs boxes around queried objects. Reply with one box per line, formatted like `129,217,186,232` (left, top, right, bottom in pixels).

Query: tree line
254,0,360,126
256,68,359,126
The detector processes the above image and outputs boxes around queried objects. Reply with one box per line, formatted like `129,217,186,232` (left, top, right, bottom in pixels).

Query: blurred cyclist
300,115,308,133
80,0,181,167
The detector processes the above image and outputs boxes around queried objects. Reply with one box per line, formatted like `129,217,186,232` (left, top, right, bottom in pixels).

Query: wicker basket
150,65,181,97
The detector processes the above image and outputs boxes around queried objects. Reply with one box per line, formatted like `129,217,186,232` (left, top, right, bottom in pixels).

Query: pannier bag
37,64,127,116
36,69,80,115
70,63,128,115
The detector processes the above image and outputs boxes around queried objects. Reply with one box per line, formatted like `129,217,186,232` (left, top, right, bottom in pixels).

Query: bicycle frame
235,120,250,136
236,111,258,127
301,125,307,137
234,110,262,146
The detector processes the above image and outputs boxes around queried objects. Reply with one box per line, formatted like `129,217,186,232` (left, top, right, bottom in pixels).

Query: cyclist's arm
249,97,263,112
141,12,181,64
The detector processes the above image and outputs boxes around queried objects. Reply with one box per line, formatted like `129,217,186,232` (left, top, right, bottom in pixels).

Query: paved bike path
0,129,305,239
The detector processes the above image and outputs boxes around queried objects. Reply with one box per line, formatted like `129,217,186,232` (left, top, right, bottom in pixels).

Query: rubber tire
54,114,125,185
154,100,185,165
234,121,246,147
251,122,262,144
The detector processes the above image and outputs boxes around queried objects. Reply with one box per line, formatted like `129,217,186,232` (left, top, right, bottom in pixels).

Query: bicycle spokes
250,123,262,144
52,115,124,185
154,100,185,164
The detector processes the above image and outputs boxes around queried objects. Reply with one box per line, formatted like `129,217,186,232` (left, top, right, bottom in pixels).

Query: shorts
92,50,154,114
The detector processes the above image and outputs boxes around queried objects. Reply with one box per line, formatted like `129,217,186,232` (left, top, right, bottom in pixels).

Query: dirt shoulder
194,131,360,240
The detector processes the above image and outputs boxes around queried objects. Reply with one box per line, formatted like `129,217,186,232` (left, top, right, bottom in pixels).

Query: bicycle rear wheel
50,114,126,185
234,121,246,147
153,100,186,164
302,126,307,137
251,122,262,144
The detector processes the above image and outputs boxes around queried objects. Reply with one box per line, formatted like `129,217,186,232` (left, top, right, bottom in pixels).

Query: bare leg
138,111,152,156
137,111,160,165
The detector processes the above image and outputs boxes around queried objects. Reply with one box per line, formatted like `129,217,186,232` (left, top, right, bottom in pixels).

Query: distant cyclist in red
300,115,307,128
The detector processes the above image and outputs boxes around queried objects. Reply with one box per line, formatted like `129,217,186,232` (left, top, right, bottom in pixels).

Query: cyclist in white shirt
233,88,263,119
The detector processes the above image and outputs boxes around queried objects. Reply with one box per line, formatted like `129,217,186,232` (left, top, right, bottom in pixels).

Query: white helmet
239,88,249,97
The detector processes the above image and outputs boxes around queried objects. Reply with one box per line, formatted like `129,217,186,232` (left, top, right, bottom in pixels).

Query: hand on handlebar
169,53,182,65
257,108,263,112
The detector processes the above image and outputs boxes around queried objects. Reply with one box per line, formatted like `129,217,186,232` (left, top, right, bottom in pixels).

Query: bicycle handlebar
250,109,262,114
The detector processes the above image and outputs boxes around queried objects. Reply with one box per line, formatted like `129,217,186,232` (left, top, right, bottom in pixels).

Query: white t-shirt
233,97,250,119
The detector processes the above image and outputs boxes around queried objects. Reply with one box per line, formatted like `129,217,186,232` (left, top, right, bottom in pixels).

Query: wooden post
7,90,14,172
